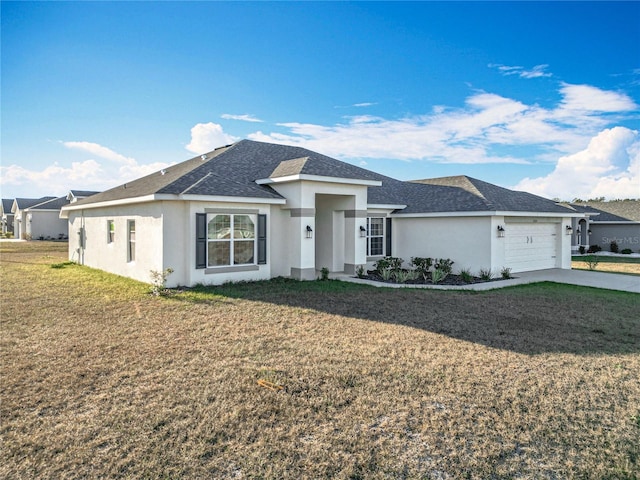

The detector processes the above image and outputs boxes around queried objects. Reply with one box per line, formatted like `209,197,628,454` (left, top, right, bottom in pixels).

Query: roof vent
160,169,166,175
200,155,207,161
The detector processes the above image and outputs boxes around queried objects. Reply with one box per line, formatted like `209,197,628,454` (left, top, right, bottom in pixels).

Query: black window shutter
257,214,267,265
196,213,207,269
385,218,392,256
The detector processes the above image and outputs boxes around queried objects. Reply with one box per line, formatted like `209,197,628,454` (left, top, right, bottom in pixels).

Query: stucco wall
589,224,640,252
26,211,68,240
393,216,493,273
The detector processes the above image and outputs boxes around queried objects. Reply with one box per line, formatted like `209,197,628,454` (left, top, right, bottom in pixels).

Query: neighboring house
60,140,580,287
12,196,69,240
568,201,640,252
12,197,55,239
1,199,15,235
67,190,100,203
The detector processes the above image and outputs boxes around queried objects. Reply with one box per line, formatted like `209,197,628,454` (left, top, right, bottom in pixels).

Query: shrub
434,258,454,275
380,267,394,282
587,245,602,253
610,240,619,253
459,268,474,283
374,257,404,274
500,267,512,279
584,255,599,271
394,269,417,283
430,268,447,284
150,267,174,296
621,248,633,255
411,257,433,282
479,268,493,281
319,267,330,281
355,265,366,278
578,246,586,255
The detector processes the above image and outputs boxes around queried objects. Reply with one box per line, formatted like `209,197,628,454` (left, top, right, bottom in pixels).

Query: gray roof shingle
67,140,576,215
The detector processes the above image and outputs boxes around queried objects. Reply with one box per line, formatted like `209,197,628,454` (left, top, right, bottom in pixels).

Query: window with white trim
107,220,115,243
127,220,135,262
366,217,384,256
207,214,256,266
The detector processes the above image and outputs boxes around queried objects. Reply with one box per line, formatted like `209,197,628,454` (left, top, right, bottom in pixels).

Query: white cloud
186,122,238,154
557,83,637,113
221,114,263,123
513,127,640,200
489,63,552,78
62,141,136,165
1,142,173,198
353,102,376,107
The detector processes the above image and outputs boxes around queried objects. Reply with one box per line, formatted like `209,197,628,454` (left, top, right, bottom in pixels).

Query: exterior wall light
360,225,367,237
566,225,573,234
587,229,592,235
576,228,581,235
306,225,313,239
497,225,505,237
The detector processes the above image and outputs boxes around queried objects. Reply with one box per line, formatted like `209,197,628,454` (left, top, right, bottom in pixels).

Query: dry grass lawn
1,242,639,479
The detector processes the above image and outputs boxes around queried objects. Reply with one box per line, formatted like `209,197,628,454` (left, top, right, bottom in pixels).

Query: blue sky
2,1,639,201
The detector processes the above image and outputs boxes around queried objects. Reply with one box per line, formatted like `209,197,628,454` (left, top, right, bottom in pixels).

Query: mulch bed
359,271,511,286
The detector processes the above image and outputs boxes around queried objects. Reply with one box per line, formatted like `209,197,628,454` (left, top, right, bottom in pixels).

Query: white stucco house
2,199,15,235
567,201,640,252
60,140,580,287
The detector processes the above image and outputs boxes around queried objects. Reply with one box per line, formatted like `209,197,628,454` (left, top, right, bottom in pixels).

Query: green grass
2,242,639,479
572,255,640,264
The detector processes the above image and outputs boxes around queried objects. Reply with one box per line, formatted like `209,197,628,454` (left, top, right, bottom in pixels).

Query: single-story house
1,199,15,235
13,196,70,240
60,140,581,287
568,201,640,252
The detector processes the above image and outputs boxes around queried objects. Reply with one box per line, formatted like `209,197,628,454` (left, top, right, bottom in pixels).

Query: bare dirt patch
2,242,639,479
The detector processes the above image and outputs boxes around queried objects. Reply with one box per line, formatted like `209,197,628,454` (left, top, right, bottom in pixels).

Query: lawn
572,254,640,276
1,242,639,479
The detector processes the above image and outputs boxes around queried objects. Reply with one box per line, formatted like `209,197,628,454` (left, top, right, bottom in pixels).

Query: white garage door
505,222,558,272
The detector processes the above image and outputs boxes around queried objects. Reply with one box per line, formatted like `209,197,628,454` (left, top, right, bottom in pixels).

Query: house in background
67,190,100,203
12,196,70,240
568,201,640,252
1,199,15,236
60,140,580,287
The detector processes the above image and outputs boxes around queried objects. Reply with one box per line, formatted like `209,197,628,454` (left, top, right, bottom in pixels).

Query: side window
127,220,135,262
107,220,115,243
366,217,384,256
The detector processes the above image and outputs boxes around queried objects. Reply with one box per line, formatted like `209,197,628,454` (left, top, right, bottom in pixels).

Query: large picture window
207,214,255,267
366,217,384,256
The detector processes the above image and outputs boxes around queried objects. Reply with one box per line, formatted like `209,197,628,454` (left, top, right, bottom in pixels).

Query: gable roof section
12,197,56,213
407,176,573,214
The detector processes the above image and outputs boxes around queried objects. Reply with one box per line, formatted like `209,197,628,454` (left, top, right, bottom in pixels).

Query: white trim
60,193,286,217
256,174,382,187
391,210,582,219
589,221,640,225
367,204,407,210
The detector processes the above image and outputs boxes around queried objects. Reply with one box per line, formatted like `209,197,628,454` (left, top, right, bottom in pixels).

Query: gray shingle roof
569,201,640,222
30,196,70,210
13,197,56,211
66,140,575,215
2,199,13,214
69,190,100,198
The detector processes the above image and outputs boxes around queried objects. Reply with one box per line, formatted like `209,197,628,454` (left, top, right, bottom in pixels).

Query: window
366,217,384,256
107,220,115,243
127,220,135,262
207,214,255,267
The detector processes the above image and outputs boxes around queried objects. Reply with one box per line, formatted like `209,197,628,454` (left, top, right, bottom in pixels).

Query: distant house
568,201,640,252
12,196,69,240
1,199,15,235
67,190,100,203
60,140,580,287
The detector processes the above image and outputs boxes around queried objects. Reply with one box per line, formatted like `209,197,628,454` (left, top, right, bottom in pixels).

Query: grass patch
572,255,640,276
2,243,639,478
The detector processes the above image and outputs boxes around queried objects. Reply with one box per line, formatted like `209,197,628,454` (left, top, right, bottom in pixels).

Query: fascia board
367,204,407,210
391,210,583,219
60,193,286,217
256,174,382,187
590,220,640,225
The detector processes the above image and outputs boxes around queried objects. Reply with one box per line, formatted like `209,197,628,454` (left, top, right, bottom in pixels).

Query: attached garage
504,220,560,272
